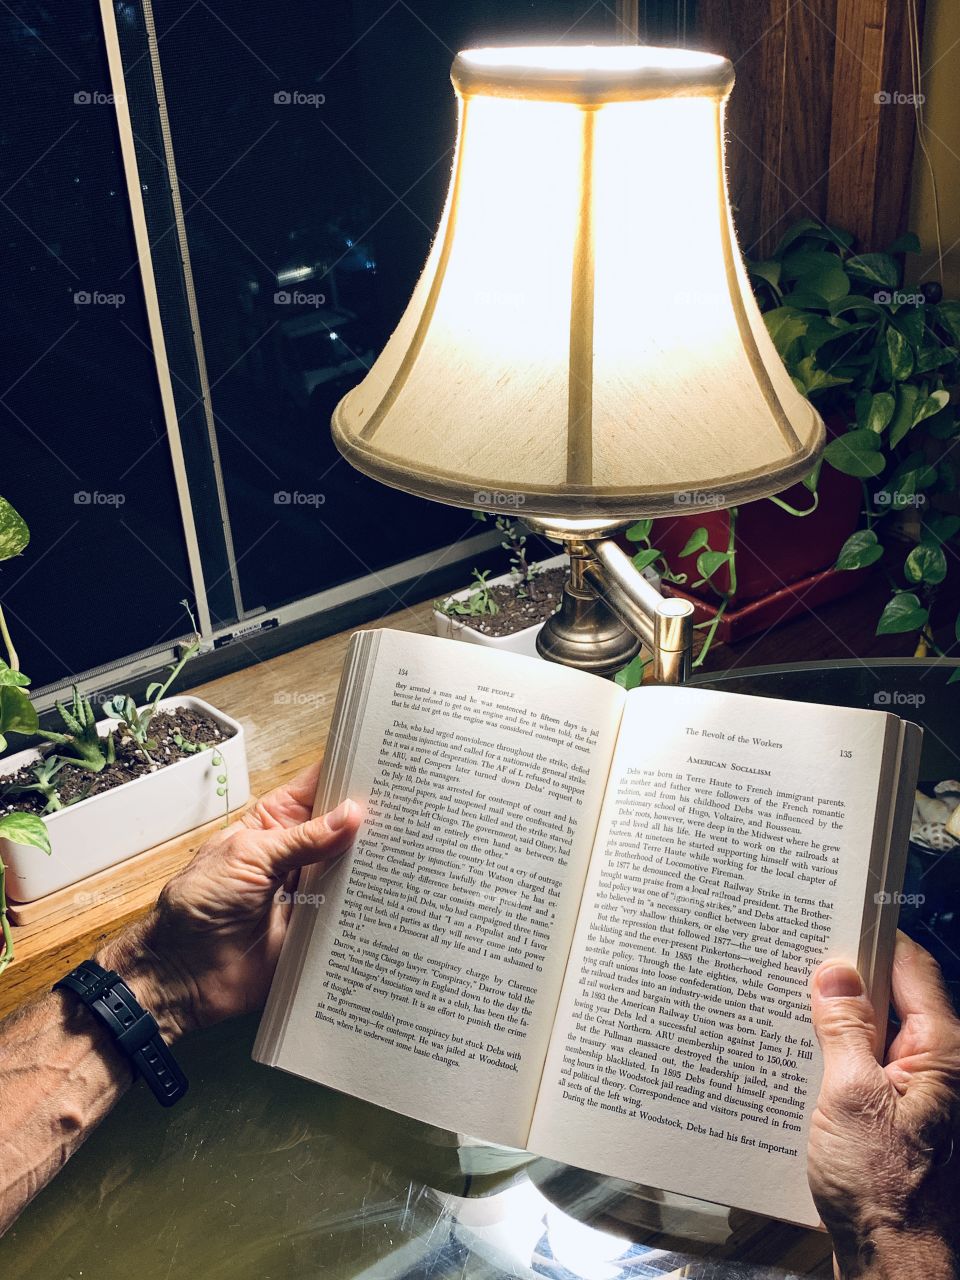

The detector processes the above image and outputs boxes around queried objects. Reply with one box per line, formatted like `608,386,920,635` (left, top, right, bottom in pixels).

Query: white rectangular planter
434,554,661,659
0,695,250,904
433,554,568,658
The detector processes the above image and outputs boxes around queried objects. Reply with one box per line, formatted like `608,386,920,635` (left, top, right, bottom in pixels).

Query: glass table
2,659,957,1280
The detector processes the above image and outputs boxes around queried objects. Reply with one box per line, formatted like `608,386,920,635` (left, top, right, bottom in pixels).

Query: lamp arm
586,540,695,684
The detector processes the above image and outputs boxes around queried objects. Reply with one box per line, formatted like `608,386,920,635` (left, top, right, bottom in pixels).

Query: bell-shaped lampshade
332,46,824,519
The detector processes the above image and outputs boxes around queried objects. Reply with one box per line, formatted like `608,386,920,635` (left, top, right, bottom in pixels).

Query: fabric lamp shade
332,46,824,519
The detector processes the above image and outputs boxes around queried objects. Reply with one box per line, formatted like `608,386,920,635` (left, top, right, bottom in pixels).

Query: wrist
833,1225,957,1279
95,915,195,1044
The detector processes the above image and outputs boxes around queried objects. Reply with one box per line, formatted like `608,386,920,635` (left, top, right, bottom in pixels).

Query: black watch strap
54,959,188,1107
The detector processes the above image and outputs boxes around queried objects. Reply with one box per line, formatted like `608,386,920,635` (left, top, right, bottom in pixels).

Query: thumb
254,799,362,879
811,961,883,1084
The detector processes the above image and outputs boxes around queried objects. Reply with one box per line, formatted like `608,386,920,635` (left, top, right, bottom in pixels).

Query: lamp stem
618,0,640,43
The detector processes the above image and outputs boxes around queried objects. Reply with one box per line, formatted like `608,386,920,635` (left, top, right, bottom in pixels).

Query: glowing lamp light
332,44,824,521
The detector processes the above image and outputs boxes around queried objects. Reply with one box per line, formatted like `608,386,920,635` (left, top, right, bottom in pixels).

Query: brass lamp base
526,518,694,684
536,568,641,676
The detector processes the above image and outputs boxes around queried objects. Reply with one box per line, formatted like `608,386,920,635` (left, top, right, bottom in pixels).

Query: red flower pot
649,411,862,603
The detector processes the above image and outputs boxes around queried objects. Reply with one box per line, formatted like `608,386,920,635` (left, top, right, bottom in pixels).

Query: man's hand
809,932,960,1278
97,763,362,1042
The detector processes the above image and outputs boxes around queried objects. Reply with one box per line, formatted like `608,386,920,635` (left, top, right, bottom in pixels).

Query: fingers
253,799,362,879
891,932,958,1028
258,760,324,815
811,961,885,1085
276,761,324,809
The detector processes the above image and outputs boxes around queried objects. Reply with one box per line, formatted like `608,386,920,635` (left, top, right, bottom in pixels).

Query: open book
255,630,921,1227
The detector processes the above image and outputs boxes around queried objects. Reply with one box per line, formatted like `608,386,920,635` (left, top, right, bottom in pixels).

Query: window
4,2,694,700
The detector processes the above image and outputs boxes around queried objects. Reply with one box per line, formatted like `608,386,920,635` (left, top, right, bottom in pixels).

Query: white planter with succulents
434,552,570,658
0,694,249,905
0,498,250,969
434,516,662,659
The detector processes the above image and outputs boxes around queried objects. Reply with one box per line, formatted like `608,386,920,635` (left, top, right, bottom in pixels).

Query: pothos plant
617,220,960,689
0,497,52,974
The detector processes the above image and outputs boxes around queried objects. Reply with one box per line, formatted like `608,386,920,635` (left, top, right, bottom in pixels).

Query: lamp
333,45,825,681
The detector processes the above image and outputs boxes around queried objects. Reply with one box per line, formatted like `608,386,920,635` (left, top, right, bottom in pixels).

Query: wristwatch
54,959,188,1107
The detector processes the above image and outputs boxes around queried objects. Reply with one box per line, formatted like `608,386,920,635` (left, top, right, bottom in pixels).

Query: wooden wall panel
695,0,924,256
826,0,927,247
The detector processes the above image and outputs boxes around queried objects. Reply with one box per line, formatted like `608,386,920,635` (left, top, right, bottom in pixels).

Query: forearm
0,988,132,1235
0,927,180,1237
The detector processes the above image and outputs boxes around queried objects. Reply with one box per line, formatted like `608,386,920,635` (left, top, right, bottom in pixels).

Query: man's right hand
809,932,960,1278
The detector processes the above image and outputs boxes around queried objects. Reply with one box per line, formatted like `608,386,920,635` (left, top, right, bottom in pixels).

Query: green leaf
905,542,948,586
835,529,883,571
678,527,710,558
0,661,30,688
891,308,926,351
749,260,781,289
802,458,823,493
936,301,960,345
771,219,853,258
614,653,649,691
926,407,959,439
806,264,852,303
915,343,958,374
823,429,885,478
764,307,809,361
915,389,950,426
696,550,731,581
780,250,851,302
780,249,838,280
145,682,163,701
881,326,915,381
832,294,888,318
949,666,960,685
862,391,896,434
876,592,929,635
887,384,921,448
771,219,829,258
925,514,960,544
0,685,38,736
625,520,652,543
0,811,51,855
885,232,921,255
0,497,29,562
793,354,853,395
782,288,831,312
631,548,661,574
846,252,899,288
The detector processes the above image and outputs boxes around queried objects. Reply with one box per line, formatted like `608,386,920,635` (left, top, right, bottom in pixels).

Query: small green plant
1,757,68,815
472,511,546,598
495,515,541,596
39,688,116,774
0,494,52,973
106,601,201,762
174,733,230,826
212,749,229,825
436,568,500,619
0,498,40,754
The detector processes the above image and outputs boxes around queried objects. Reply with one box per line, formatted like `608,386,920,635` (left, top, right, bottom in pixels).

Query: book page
529,685,896,1226
263,630,624,1146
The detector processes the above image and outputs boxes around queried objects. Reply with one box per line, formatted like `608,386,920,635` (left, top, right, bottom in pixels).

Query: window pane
142,0,614,616
0,2,196,688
